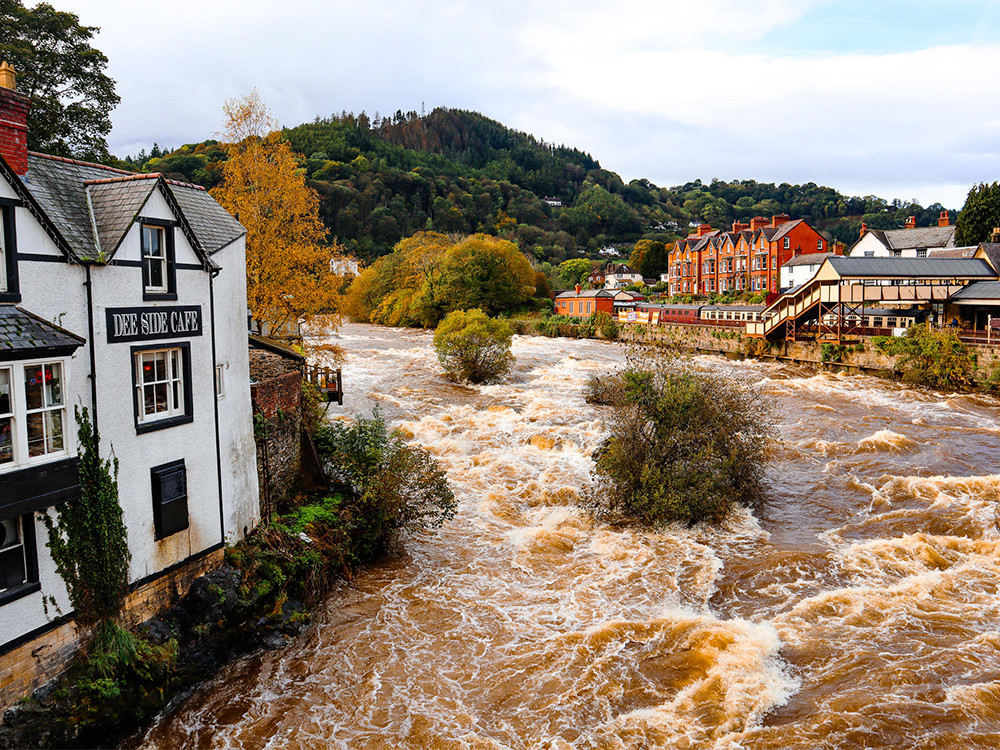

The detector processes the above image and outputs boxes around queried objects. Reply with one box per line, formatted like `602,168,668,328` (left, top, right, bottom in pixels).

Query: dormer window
140,220,176,300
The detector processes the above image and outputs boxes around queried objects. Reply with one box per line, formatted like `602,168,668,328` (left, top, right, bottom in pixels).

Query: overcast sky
49,0,1000,208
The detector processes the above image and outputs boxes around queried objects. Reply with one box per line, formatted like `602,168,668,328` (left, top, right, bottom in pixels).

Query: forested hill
126,107,956,263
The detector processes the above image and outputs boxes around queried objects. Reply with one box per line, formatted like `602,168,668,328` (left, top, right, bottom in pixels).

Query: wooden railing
304,364,343,405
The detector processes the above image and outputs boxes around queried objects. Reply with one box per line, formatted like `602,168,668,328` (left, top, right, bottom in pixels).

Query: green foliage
891,324,975,389
584,372,626,405
821,343,849,363
347,232,537,326
583,358,775,527
628,239,669,278
557,258,593,287
593,311,619,340
318,409,457,561
955,182,1000,246
0,0,120,160
43,407,130,630
434,309,515,383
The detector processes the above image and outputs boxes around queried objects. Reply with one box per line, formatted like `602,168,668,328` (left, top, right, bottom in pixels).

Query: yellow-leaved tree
212,90,344,343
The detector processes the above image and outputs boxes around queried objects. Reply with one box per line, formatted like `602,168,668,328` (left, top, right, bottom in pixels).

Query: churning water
137,324,1000,749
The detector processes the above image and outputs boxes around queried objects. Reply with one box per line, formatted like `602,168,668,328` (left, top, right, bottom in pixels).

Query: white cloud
49,0,1000,206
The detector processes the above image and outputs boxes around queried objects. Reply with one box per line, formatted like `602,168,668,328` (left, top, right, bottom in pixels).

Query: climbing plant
43,406,130,630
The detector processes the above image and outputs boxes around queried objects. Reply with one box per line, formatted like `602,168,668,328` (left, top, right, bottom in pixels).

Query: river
137,323,1000,749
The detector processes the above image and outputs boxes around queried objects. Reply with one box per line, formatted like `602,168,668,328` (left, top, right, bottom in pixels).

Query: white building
0,69,258,682
849,215,956,258
604,263,643,289
780,252,837,291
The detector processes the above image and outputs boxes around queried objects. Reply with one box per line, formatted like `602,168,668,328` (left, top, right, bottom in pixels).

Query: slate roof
769,219,805,243
951,281,1000,301
978,243,1000,274
554,289,613,299
863,225,957,252
86,176,158,256
0,305,86,359
783,252,836,267
825,256,996,279
22,152,245,263
927,246,978,259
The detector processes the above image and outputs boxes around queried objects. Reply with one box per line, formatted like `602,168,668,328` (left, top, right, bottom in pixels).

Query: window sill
0,292,21,304
0,581,41,607
143,292,178,302
136,414,193,435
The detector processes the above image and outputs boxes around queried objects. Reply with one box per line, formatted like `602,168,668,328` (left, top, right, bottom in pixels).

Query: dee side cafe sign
105,306,203,344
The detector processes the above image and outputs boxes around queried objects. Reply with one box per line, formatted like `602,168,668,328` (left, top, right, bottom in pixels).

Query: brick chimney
0,62,29,176
697,223,713,238
731,221,748,233
832,241,845,256
860,222,868,238
750,216,769,231
904,216,916,230
771,213,790,228
938,211,950,227
574,284,581,295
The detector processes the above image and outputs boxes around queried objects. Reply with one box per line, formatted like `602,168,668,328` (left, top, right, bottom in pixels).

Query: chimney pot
860,222,868,238
938,211,950,228
575,284,581,295
0,62,14,90
0,62,29,176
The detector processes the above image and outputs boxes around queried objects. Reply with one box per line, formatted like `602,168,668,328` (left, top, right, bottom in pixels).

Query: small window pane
44,364,62,406
0,417,12,464
45,410,63,452
26,412,45,457
0,516,26,590
0,369,10,416
24,367,43,410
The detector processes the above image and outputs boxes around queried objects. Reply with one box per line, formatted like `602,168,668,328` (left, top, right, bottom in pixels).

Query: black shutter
151,460,188,539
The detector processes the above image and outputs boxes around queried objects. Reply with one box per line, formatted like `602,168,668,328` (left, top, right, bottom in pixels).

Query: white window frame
0,358,72,474
135,347,186,425
141,224,169,294
783,237,790,250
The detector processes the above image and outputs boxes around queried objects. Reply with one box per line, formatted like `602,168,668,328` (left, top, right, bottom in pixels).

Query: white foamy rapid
134,324,1000,750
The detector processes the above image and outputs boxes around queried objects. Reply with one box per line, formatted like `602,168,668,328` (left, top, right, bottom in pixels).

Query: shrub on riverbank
873,324,975,389
584,359,774,526
434,309,515,383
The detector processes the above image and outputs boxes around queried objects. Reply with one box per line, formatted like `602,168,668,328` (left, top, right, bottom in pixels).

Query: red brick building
668,215,828,296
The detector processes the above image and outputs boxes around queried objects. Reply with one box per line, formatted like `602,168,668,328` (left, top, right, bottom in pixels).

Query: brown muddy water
136,323,1000,749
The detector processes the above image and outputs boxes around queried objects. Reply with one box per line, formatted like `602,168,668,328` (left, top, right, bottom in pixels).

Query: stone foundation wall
0,546,225,712
251,372,303,515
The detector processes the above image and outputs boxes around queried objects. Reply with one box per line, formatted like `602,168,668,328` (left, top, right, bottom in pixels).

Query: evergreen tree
955,182,1000,246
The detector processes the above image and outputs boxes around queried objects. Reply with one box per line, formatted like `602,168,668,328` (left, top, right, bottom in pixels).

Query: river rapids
137,323,1000,749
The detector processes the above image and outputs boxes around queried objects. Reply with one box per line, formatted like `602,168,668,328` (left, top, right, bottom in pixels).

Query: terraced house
0,65,259,708
667,215,828,297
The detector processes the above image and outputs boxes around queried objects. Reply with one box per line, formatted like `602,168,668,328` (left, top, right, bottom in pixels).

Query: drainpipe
209,268,225,544
84,264,99,445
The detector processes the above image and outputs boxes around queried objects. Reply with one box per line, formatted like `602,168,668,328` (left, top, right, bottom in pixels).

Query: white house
0,66,258,701
849,215,956,258
604,263,643,289
781,252,837,291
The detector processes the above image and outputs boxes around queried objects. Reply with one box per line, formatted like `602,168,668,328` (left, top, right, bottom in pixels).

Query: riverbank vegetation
872,324,976,390
346,232,542,327
584,354,775,526
434,309,515,384
1,411,456,749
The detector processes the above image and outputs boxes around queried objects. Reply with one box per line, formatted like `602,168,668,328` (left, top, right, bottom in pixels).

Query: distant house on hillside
543,196,562,207
849,213,956,258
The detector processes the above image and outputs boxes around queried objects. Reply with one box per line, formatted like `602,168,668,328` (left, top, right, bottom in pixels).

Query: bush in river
434,308,515,383
583,359,775,526
317,409,457,561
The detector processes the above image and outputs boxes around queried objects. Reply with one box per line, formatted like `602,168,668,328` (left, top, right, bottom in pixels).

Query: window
916,248,927,258
0,513,38,599
24,362,64,458
0,361,70,471
817,239,823,252
0,201,20,302
151,459,188,539
132,345,192,433
141,222,176,299
783,237,790,250
0,368,11,466
891,250,901,257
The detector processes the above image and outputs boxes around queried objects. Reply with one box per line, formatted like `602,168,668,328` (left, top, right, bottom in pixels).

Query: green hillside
124,108,956,263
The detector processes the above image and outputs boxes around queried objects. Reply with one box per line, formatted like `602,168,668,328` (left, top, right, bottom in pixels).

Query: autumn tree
212,91,344,339
0,0,119,159
629,240,669,279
